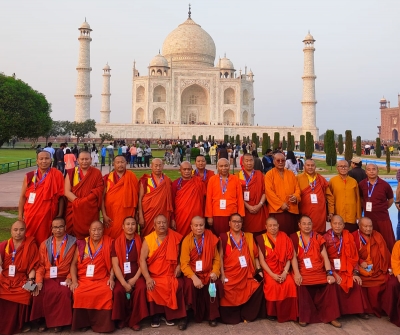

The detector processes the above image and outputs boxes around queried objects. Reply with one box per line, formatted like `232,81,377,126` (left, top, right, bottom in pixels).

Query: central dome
162,18,216,68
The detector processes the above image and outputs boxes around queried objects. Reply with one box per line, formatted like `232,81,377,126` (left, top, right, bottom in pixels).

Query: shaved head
180,161,192,168
11,220,26,230
151,158,163,165
217,158,229,166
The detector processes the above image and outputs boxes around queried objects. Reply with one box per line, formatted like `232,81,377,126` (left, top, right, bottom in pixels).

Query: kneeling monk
69,221,115,333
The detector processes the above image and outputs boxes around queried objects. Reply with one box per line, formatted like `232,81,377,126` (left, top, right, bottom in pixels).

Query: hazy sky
2,0,399,139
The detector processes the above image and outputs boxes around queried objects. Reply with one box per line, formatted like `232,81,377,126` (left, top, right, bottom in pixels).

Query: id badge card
50,266,58,278
196,260,203,272
86,264,95,277
310,194,318,204
243,191,250,201
303,258,313,269
28,193,36,204
366,202,372,212
334,259,341,270
239,255,247,268
123,262,131,274
220,199,226,210
8,265,16,277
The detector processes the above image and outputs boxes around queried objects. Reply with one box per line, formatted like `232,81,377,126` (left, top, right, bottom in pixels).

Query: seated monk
140,215,187,330
219,213,265,324
69,221,115,333
290,215,341,328
256,217,298,323
323,215,368,319
352,217,394,318
31,217,77,332
111,216,148,331
180,216,223,327
0,221,39,335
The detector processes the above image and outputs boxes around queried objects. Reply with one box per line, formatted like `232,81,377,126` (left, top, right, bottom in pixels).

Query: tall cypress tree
386,146,391,173
344,130,353,161
287,132,293,151
338,134,344,154
325,130,337,166
282,136,287,150
300,135,305,152
376,138,382,158
356,136,362,156
273,132,280,150
262,133,269,154
305,132,313,159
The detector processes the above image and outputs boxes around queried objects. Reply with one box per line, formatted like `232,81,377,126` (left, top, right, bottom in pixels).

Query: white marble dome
80,21,91,30
303,32,315,42
219,57,234,70
103,63,110,70
162,18,216,67
149,54,169,67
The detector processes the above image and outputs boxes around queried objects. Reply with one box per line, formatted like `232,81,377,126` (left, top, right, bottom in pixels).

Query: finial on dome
224,52,226,58
188,3,191,19
159,49,160,54
85,17,87,22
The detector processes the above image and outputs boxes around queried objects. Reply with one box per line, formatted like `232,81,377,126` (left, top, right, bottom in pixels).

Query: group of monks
0,149,400,334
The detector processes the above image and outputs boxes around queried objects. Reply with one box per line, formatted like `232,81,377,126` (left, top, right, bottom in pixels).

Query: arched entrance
153,108,165,124
223,109,235,125
181,84,209,124
393,129,398,142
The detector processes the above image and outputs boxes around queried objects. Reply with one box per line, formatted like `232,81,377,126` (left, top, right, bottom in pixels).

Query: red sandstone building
380,96,400,141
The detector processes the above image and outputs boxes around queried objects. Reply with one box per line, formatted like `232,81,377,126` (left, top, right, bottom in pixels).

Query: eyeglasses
275,159,285,163
52,225,65,230
231,220,243,224
337,166,348,169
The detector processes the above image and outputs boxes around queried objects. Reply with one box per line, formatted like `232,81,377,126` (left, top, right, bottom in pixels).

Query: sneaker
160,316,175,326
151,315,160,328
330,319,342,328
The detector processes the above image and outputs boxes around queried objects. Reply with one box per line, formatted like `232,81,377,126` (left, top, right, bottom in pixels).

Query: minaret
74,19,92,122
301,32,318,136
100,63,111,123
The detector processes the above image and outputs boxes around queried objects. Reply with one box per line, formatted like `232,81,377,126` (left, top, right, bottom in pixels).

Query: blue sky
1,0,399,139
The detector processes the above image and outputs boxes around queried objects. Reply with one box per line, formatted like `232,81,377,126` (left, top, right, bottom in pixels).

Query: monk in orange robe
352,217,393,317
323,215,368,318
138,158,173,237
171,162,206,237
219,213,265,324
181,216,222,327
102,155,139,239
384,240,400,327
290,215,341,328
140,214,187,329
18,151,64,244
65,151,104,239
265,153,301,236
0,221,39,335
256,217,298,322
297,159,334,234
238,153,269,234
193,155,215,188
69,221,115,332
111,216,148,331
205,158,245,236
31,217,77,332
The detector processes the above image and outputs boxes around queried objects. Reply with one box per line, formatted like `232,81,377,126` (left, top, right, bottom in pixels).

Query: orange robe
172,177,206,237
297,172,334,234
65,167,104,239
392,240,400,281
264,168,301,214
238,170,269,233
104,171,139,239
193,169,215,188
24,168,64,244
140,174,173,237
144,229,183,310
385,241,400,327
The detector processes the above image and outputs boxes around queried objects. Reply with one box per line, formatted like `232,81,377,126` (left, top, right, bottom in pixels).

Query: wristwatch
326,270,333,276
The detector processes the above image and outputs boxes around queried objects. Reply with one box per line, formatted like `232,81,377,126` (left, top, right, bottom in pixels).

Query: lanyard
242,170,254,189
150,174,164,188
299,231,313,254
220,175,229,195
77,168,84,182
194,233,204,255
195,169,207,181
358,231,367,245
367,180,377,198
177,177,183,190
34,168,50,190
88,238,103,262
51,235,67,265
126,239,135,261
331,231,343,255
230,233,243,252
310,180,316,192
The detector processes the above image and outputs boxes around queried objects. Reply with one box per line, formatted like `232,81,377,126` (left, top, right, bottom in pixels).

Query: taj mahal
74,7,319,140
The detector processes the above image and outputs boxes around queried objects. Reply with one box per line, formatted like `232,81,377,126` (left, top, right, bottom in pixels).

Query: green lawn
0,211,18,241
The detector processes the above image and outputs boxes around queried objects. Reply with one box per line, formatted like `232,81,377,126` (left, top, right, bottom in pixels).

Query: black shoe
178,317,188,330
266,315,277,321
208,319,217,327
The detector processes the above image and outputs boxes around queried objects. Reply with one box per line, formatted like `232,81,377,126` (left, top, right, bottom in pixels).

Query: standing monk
238,153,268,234
18,151,64,244
171,162,206,237
140,215,187,329
328,160,361,233
256,217,298,323
205,158,245,236
138,158,173,237
385,240,400,327
180,216,222,327
65,151,104,239
0,221,39,335
359,163,395,251
102,155,139,239
290,215,341,328
264,152,301,235
31,217,77,332
193,155,215,188
297,159,334,234
323,215,368,318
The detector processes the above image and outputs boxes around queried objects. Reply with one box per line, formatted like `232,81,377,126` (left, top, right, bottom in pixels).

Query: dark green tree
236,134,240,144
338,134,344,155
251,132,257,148
376,138,382,158
224,134,228,143
287,132,293,151
300,135,305,152
192,135,197,142
266,136,271,152
386,147,391,173
68,119,97,144
273,132,280,150
344,130,353,161
198,135,203,142
305,132,313,159
325,130,337,166
262,133,269,154
99,132,114,145
356,136,362,156
291,135,295,149
282,136,287,150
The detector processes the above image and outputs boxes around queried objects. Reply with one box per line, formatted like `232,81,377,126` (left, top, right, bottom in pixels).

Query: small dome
80,21,91,30
149,54,169,67
303,32,315,42
380,97,387,102
103,64,111,70
248,69,254,76
219,57,234,70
